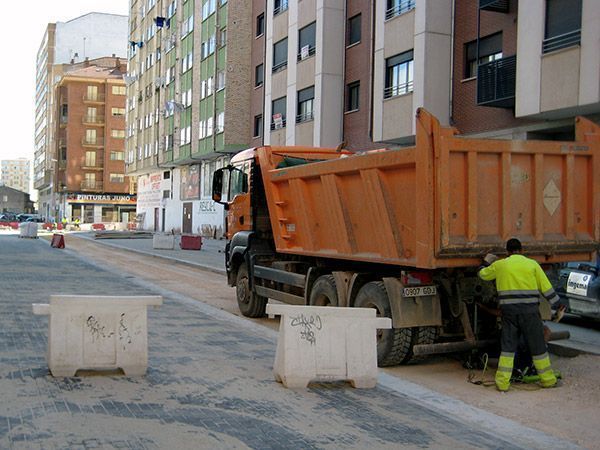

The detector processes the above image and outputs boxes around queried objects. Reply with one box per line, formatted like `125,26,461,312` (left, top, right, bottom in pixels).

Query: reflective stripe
536,366,552,374
497,366,513,373
542,288,557,299
499,297,540,305
498,289,540,297
532,353,550,361
501,352,515,358
547,294,560,305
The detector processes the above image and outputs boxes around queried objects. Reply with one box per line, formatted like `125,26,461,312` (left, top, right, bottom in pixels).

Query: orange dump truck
212,109,600,365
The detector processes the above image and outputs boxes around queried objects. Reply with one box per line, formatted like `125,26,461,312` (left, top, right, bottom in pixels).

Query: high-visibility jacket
478,254,560,308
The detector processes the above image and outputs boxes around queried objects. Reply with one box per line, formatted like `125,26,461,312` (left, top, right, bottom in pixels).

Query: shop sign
67,193,137,204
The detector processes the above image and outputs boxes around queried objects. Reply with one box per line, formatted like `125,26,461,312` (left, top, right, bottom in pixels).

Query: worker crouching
478,238,563,392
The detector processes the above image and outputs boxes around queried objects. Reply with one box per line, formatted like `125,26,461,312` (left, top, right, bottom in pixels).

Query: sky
0,1,129,164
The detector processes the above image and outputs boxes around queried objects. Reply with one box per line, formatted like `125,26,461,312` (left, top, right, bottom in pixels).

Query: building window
110,151,125,160
202,0,216,20
464,33,502,79
111,129,126,138
256,13,265,37
220,28,227,47
255,64,264,87
273,38,288,72
217,112,225,133
217,71,226,90
347,14,361,46
110,173,125,183
298,22,316,60
112,85,127,95
253,115,263,138
385,50,414,99
86,85,99,101
271,96,286,130
346,81,360,112
296,86,314,123
111,107,126,116
274,0,288,16
85,151,96,167
386,0,415,20
543,0,582,53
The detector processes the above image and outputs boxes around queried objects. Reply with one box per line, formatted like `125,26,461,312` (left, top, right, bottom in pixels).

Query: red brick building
55,59,136,223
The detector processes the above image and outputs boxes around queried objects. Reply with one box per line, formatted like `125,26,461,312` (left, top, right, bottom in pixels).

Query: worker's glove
482,253,499,267
551,304,566,323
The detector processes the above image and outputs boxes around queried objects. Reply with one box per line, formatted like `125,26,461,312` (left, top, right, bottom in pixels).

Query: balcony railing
542,29,581,54
385,0,415,21
81,180,103,191
296,111,314,124
82,115,105,125
272,60,287,73
274,0,288,16
383,80,414,99
479,0,509,12
81,136,105,146
83,93,105,103
477,54,516,108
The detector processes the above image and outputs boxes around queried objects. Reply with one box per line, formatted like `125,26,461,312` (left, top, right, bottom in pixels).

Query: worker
74,217,81,230
61,217,67,228
478,238,563,392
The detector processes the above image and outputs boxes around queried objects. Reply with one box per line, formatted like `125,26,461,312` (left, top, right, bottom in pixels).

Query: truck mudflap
412,330,571,356
383,277,442,328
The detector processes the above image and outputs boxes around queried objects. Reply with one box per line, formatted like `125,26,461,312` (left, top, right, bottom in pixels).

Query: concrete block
19,222,38,238
33,295,163,377
153,233,175,250
266,303,391,389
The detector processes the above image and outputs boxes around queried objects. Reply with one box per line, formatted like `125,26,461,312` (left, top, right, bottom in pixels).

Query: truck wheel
309,275,338,306
355,281,413,366
236,263,267,318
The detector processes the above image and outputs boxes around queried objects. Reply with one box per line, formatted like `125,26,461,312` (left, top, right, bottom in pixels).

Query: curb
70,234,227,276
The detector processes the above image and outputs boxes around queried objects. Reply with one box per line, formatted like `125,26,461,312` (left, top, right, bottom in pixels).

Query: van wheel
355,281,413,366
236,263,267,317
309,275,338,306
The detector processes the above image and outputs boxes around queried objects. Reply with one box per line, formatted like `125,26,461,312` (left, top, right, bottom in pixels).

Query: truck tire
355,281,413,366
236,263,267,318
309,275,338,306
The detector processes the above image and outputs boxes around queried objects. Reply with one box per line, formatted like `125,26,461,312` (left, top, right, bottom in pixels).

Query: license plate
403,286,437,297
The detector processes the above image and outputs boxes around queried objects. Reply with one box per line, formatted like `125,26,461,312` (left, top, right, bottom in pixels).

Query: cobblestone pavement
0,235,577,449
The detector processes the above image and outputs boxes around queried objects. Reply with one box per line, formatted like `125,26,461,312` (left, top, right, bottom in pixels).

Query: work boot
532,352,557,388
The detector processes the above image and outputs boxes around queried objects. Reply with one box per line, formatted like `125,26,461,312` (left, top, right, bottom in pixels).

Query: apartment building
0,159,31,194
54,61,136,223
34,13,128,220
452,0,600,139
126,0,252,234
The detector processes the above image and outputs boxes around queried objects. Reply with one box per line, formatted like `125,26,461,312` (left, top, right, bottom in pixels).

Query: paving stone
0,236,573,449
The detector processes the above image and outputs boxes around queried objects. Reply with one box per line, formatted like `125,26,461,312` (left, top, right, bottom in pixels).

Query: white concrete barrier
153,233,175,250
33,295,163,377
266,303,391,389
19,222,38,238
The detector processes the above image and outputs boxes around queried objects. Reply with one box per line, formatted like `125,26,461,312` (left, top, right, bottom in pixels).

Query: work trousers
495,307,556,391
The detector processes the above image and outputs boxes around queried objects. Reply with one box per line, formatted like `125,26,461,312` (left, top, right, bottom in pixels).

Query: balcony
82,115,105,126
81,180,103,191
479,0,509,12
82,136,104,147
477,55,516,108
83,93,105,103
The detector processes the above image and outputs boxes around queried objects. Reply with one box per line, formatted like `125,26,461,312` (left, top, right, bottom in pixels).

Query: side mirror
212,168,225,204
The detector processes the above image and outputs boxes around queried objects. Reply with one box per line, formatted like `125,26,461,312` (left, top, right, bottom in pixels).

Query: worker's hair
506,238,522,253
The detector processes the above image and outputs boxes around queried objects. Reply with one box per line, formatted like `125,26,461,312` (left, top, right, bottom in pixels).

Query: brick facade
452,0,533,135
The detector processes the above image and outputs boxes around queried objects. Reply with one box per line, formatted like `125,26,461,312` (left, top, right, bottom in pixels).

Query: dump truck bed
257,109,600,269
